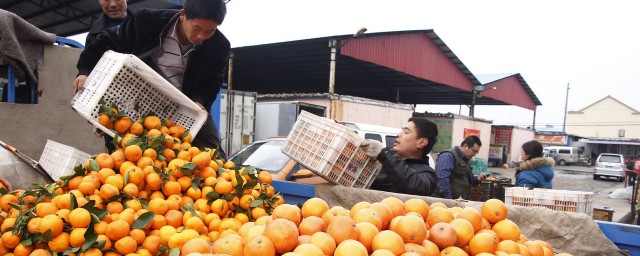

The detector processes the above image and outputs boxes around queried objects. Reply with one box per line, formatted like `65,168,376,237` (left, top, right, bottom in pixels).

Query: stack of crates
469,177,513,202
505,187,595,215
281,111,382,189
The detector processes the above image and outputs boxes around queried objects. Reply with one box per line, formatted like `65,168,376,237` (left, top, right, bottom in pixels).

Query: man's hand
478,173,488,181
0,176,12,191
93,126,105,138
72,75,88,96
359,140,383,158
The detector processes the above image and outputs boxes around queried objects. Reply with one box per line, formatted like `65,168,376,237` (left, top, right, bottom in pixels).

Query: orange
371,249,396,256
258,171,272,184
210,199,230,218
456,207,483,233
298,216,327,236
496,239,521,254
404,198,430,220
492,219,521,241
429,222,457,250
404,243,429,256
111,150,126,170
27,217,41,234
106,219,131,241
48,232,70,252
69,228,87,248
210,235,243,255
68,208,91,228
13,242,33,256
372,230,405,255
124,144,142,162
35,202,59,217
115,236,137,255
440,246,468,255
449,218,475,247
244,234,276,256
98,114,111,127
181,237,212,255
129,121,144,136
251,207,268,220
264,218,299,254
355,222,378,252
293,243,324,256
130,228,146,245
427,206,455,227
29,249,52,256
39,214,64,237
1,231,20,249
380,197,405,218
145,172,162,191
144,116,162,130
469,232,499,256
148,198,169,215
96,153,115,169
308,232,336,255
327,216,359,245
349,202,371,219
271,204,302,226
141,235,161,255
481,199,508,224
334,239,368,256
115,116,132,134
392,215,427,244
301,197,330,218
163,181,182,197
352,208,383,231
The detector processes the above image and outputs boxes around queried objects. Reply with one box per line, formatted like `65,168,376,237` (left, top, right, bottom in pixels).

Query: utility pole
562,82,570,134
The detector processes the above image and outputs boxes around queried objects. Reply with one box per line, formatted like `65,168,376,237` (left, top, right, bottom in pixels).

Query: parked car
228,137,329,185
593,153,626,181
544,146,580,166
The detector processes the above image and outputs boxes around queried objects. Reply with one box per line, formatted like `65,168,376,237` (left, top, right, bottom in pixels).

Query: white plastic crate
505,187,595,215
71,51,209,138
281,111,382,188
39,140,92,181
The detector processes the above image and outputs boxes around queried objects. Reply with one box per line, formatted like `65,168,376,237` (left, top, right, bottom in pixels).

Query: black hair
183,0,227,24
522,140,544,159
408,117,438,155
461,135,482,147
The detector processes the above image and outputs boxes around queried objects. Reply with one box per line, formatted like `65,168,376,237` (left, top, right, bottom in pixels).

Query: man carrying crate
72,0,230,159
360,118,438,196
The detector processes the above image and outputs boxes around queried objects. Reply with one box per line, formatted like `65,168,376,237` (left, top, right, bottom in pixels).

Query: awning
581,139,640,146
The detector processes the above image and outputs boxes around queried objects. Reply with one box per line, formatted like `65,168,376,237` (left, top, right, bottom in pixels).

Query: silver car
593,153,626,182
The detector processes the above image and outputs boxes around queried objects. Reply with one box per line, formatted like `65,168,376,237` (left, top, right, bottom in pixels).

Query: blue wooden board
597,221,640,255
271,180,315,206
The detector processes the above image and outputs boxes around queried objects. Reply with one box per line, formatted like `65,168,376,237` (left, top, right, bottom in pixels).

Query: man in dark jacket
360,118,438,196
73,0,231,159
433,135,487,199
86,0,132,47
86,0,132,153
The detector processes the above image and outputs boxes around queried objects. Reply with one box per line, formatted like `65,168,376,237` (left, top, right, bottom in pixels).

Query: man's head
393,117,438,159
98,0,128,20
178,0,227,45
460,135,482,159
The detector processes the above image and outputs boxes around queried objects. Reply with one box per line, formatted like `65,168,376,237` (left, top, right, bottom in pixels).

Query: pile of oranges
0,104,282,256
181,196,575,256
0,102,575,256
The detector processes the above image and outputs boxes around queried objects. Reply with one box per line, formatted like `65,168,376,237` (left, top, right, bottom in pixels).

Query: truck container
254,101,326,141
211,89,257,156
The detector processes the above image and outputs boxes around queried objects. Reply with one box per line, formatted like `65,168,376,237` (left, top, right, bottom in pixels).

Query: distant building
566,95,640,157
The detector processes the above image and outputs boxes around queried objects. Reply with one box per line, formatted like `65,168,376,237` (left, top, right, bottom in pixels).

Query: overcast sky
70,0,640,128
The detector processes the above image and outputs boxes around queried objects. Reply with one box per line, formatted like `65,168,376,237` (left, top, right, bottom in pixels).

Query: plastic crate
270,180,315,206
38,140,92,181
71,51,209,138
281,111,382,188
505,187,595,215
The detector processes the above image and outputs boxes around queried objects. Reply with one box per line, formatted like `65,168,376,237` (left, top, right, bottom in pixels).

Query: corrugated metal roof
1,0,183,37
231,30,536,107
478,73,542,110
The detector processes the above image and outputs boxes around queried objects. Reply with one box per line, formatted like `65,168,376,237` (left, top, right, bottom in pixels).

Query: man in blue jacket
73,0,230,159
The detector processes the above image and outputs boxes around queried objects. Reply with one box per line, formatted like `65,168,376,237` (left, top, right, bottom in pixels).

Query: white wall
509,128,535,163
567,97,640,139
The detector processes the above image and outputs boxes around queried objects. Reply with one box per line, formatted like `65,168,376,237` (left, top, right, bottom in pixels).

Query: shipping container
211,89,257,156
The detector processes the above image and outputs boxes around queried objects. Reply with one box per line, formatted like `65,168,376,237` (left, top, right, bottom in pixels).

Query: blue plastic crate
271,180,315,206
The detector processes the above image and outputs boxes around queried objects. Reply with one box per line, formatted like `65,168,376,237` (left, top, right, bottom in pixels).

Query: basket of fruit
71,50,209,139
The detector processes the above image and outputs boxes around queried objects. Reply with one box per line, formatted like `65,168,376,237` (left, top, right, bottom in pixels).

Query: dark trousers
192,115,227,161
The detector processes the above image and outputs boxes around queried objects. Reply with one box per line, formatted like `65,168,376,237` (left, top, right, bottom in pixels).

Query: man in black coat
360,117,438,196
73,0,231,159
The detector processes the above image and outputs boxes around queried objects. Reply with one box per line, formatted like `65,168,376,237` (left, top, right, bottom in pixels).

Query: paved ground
487,165,636,223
